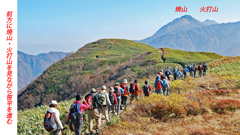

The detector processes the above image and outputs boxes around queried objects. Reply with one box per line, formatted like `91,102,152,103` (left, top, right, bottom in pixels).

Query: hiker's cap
102,86,106,90
109,87,114,92
90,88,96,93
49,100,57,105
115,82,119,86
160,69,163,72
123,79,127,83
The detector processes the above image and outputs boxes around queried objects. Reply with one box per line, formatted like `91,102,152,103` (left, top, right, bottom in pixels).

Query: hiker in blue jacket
165,66,172,81
183,65,189,78
177,69,183,80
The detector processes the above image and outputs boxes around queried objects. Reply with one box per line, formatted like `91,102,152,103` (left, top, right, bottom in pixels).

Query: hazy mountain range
137,15,240,56
18,51,68,91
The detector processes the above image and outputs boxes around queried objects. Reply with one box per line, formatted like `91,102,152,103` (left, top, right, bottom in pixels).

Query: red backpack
156,81,162,89
121,84,128,95
198,65,203,71
85,94,94,110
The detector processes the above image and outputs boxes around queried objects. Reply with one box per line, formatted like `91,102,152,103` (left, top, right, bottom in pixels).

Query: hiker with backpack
202,62,208,76
108,87,118,115
66,94,89,135
188,63,194,77
154,74,162,94
173,66,178,80
44,100,63,135
198,63,204,77
114,82,124,115
120,79,130,110
193,64,197,77
130,79,142,103
165,66,172,81
183,65,189,78
161,76,169,96
166,77,171,95
159,69,165,80
177,68,183,80
97,86,112,122
84,88,102,134
143,80,152,97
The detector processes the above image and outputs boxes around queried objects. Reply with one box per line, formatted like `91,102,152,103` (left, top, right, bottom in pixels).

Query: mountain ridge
18,51,68,91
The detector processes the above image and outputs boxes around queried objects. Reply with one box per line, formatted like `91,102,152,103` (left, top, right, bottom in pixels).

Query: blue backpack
69,103,81,123
44,111,57,132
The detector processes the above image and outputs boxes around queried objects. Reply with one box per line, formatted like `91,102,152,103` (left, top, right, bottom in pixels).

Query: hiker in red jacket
143,80,152,97
130,79,142,103
108,87,118,114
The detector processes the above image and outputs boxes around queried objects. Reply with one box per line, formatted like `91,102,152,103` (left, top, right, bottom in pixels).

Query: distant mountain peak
139,15,205,43
203,19,218,25
180,15,194,19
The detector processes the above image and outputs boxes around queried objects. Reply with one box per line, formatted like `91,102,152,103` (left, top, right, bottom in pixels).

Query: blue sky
18,0,240,55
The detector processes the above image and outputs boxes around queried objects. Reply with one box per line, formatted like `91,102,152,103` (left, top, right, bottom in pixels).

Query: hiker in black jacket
202,62,208,76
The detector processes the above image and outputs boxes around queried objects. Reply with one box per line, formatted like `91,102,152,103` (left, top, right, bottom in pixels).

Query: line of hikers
43,63,208,135
171,62,208,80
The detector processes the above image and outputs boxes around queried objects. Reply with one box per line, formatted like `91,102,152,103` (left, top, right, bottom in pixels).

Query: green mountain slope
18,39,222,110
17,55,240,135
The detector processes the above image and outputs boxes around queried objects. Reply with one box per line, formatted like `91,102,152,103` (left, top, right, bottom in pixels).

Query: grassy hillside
18,39,222,111
17,55,240,134
161,48,223,66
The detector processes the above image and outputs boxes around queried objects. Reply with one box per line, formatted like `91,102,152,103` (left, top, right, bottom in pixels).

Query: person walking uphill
193,64,197,78
202,62,208,76
120,79,130,110
44,100,63,135
173,66,178,80
154,74,162,94
114,82,124,115
84,88,102,134
108,87,118,114
165,67,172,81
143,80,152,97
188,63,194,77
198,63,204,77
66,94,89,135
97,86,112,122
161,76,169,96
183,65,189,78
130,79,142,103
